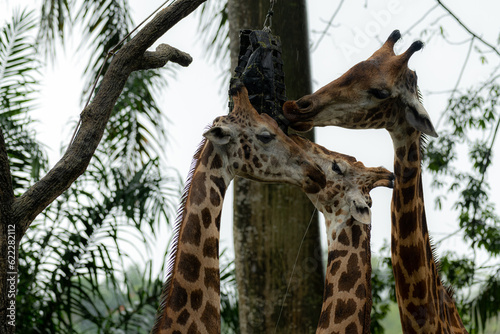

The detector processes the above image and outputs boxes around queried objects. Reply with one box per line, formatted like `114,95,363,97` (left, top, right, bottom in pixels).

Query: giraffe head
283,30,437,138
203,84,326,193
290,135,393,225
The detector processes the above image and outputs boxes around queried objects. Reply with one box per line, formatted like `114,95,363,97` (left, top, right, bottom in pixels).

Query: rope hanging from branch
229,0,289,133
263,0,276,32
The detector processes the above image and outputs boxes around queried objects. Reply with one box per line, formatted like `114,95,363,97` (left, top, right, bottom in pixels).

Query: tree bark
0,1,203,332
228,1,324,333
0,127,17,334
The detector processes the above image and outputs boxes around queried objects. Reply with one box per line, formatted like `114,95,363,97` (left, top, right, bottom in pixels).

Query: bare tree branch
134,43,193,71
12,0,206,237
436,0,500,58
311,0,345,52
402,4,439,36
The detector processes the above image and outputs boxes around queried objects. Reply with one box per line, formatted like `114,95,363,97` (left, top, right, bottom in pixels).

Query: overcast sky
2,0,499,273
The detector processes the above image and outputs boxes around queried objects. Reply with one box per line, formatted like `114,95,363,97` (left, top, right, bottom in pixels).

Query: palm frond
37,0,72,55
0,8,47,195
220,250,239,334
17,157,179,332
76,0,133,95
471,271,500,333
198,0,230,66
0,8,38,88
100,70,172,174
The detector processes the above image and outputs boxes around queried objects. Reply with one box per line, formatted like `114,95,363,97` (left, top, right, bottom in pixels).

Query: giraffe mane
417,86,424,104
416,88,459,299
416,85,430,162
152,134,209,331
428,236,457,300
420,140,458,301
420,133,428,166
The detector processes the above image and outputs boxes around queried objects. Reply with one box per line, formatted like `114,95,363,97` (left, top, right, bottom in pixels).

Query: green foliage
0,8,47,195
103,69,170,173
198,0,229,66
425,82,500,251
438,252,476,291
470,271,500,333
370,244,397,334
72,263,164,333
38,0,71,49
16,157,178,333
424,80,500,331
220,251,239,334
77,0,135,95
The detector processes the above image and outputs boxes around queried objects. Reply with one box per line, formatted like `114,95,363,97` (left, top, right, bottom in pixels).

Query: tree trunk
228,1,324,333
0,128,16,334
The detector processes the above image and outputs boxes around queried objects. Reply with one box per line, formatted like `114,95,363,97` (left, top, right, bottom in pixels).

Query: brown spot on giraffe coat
178,252,201,282
318,303,332,329
209,187,221,206
210,153,222,169
170,280,188,312
338,230,350,246
187,322,201,334
204,268,220,293
182,214,202,246
200,302,219,332
189,172,206,206
190,289,203,311
201,208,211,229
334,299,357,323
338,254,361,292
176,309,190,325
203,237,218,259
351,224,362,248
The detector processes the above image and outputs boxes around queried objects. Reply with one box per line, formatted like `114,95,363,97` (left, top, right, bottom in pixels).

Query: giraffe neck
390,130,467,333
317,213,372,334
152,140,231,334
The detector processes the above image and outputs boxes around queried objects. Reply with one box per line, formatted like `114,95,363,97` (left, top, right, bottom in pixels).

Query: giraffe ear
203,126,233,145
349,196,372,225
405,101,438,138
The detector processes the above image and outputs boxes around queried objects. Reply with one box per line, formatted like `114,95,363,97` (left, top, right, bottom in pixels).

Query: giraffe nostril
296,98,312,111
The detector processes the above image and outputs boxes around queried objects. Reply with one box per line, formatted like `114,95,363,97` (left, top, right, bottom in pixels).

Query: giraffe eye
256,131,275,144
369,88,391,99
332,162,343,175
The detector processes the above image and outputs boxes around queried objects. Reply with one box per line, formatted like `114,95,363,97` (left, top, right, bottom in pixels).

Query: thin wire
66,0,174,152
274,197,319,333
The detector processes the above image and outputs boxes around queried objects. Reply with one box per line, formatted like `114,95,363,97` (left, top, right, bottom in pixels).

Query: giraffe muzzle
372,170,395,189
283,98,321,132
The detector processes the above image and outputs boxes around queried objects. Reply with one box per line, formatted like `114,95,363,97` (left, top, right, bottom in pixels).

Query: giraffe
291,135,393,334
150,83,326,334
283,30,468,333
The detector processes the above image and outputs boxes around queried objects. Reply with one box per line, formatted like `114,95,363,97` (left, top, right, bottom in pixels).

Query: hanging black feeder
229,29,289,133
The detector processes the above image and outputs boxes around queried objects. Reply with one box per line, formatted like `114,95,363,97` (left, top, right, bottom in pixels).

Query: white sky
2,0,500,277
